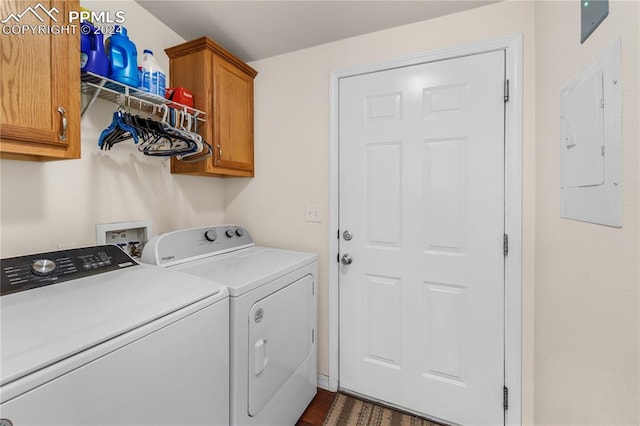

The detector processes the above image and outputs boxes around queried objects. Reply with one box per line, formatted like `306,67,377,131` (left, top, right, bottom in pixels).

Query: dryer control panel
141,225,255,267
1,245,136,296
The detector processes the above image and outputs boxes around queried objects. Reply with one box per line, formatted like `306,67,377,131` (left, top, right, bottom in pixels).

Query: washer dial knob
32,259,57,276
235,228,244,237
204,230,218,242
225,229,235,238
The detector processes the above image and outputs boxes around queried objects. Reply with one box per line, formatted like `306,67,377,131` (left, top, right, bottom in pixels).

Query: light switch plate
305,203,322,223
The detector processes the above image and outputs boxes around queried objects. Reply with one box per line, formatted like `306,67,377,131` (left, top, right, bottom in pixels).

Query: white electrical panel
561,69,605,188
560,37,622,227
96,220,153,260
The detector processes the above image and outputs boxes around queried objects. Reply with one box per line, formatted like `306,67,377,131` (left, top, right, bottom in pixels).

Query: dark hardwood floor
296,388,336,426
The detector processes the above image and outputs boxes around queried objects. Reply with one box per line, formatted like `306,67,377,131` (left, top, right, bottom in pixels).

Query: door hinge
503,234,509,256
503,386,509,411
504,79,510,102
601,145,605,157
601,97,605,108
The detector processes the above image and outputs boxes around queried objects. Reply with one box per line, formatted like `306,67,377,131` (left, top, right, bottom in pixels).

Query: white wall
0,0,225,258
534,1,640,424
225,1,537,423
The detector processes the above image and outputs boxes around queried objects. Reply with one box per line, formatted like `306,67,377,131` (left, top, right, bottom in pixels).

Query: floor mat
323,393,443,426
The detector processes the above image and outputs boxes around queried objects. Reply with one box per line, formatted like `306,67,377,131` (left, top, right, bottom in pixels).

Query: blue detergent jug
80,21,109,76
105,26,139,87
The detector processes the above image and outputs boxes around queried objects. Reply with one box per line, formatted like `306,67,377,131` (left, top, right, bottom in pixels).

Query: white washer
1,245,229,425
142,225,318,426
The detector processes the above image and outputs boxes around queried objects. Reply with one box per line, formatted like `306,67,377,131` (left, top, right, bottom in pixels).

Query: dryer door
248,274,313,416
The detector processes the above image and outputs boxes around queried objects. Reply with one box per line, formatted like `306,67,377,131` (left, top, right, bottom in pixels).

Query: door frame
328,34,523,425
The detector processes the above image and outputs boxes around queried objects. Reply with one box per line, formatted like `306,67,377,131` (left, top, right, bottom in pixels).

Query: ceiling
136,1,498,62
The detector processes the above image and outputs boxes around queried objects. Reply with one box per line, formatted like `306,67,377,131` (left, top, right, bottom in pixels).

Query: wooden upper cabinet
0,0,81,161
166,37,257,177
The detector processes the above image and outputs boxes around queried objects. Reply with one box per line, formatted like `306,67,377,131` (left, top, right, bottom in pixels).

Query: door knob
342,230,353,241
341,254,353,265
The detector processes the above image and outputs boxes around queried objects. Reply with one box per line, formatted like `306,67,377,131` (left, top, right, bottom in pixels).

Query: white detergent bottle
138,49,166,96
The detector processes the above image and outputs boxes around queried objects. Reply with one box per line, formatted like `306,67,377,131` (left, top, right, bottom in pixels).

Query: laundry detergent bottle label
138,49,166,96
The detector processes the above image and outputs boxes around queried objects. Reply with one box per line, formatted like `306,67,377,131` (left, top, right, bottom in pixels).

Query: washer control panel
141,225,255,266
1,245,137,296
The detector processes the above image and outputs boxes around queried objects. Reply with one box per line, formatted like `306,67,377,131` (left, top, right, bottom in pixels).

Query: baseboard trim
317,373,330,390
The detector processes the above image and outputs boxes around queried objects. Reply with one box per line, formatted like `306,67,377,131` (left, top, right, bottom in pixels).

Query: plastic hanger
97,99,210,162
98,108,139,150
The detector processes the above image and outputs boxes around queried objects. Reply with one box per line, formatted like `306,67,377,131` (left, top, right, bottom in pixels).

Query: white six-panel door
338,50,505,425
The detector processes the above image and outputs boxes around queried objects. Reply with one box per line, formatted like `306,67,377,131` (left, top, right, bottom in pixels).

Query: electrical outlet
305,203,322,223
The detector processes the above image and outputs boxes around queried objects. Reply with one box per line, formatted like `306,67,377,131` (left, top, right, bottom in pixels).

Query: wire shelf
80,72,205,121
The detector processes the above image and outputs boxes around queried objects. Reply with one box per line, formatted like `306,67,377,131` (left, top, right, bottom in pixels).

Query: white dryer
1,245,229,425
142,225,318,426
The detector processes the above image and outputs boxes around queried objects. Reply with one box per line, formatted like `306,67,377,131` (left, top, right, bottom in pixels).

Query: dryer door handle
253,339,268,376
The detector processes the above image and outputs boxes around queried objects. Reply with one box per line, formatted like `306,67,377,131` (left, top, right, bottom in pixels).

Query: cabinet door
213,56,254,175
0,0,81,160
